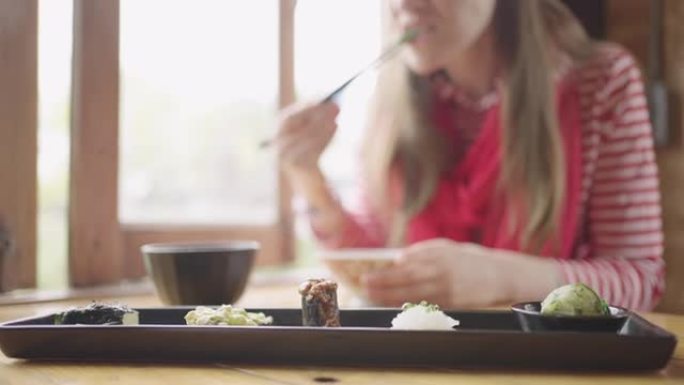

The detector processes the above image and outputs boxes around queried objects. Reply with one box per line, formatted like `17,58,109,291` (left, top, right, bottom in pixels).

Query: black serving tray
0,308,677,371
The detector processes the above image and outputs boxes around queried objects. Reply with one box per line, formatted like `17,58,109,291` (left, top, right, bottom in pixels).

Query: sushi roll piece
54,302,139,325
298,278,340,327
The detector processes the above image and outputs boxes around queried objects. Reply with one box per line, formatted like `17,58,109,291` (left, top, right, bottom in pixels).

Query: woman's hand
361,239,561,308
275,101,346,237
276,101,340,174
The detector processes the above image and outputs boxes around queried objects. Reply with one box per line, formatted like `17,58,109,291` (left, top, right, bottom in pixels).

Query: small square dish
511,301,630,333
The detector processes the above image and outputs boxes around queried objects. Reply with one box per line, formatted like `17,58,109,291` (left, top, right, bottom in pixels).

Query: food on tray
391,301,460,330
299,278,341,327
184,305,273,326
54,302,139,325
540,283,610,316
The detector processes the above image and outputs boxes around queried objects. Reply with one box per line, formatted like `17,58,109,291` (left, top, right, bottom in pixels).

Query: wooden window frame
0,0,297,293
0,0,38,292
68,0,297,287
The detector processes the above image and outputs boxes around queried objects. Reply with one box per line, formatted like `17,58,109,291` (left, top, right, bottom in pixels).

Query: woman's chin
401,53,443,76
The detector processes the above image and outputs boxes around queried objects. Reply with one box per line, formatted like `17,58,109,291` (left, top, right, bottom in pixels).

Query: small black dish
511,301,630,333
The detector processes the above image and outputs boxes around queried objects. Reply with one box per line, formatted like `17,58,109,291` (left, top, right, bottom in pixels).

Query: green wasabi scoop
541,283,610,316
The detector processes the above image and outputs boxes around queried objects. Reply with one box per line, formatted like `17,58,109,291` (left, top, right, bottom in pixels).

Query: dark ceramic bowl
142,241,258,305
511,301,630,333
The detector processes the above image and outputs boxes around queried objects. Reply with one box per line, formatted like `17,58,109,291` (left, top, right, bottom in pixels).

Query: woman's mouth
405,25,433,47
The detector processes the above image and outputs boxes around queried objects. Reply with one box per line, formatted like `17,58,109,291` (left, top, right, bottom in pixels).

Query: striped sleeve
308,175,389,248
559,49,665,311
310,208,387,248
310,164,405,248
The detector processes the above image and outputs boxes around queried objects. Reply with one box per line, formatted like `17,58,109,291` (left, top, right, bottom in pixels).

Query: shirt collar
428,55,575,113
429,70,499,112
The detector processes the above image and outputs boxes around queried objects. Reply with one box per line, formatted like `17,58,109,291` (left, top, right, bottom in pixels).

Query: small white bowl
318,248,401,296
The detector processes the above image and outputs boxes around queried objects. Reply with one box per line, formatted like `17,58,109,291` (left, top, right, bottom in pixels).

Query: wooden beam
277,0,297,263
69,0,122,286
0,0,38,291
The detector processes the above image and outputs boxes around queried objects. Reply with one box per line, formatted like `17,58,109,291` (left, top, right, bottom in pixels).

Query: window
296,0,381,198
37,0,72,289
119,0,279,225
293,0,382,264
67,0,293,285
0,0,383,291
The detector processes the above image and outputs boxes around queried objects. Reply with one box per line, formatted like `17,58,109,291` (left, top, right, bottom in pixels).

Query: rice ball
391,301,459,330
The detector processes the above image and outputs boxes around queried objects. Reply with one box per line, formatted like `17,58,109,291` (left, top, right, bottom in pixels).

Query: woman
276,0,664,310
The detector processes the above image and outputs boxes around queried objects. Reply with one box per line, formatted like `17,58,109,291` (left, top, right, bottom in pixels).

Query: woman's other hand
276,101,340,174
361,239,561,308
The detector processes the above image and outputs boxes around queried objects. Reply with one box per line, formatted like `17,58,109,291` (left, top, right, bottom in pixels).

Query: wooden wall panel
606,0,684,313
606,0,651,67
656,150,684,313
69,0,122,286
656,0,684,313
0,0,38,291
664,0,684,146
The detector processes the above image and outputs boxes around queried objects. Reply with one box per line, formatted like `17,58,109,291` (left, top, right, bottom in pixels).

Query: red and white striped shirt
311,44,665,311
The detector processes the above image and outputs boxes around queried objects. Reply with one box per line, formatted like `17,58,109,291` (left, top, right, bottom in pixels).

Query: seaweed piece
298,279,340,327
54,302,139,325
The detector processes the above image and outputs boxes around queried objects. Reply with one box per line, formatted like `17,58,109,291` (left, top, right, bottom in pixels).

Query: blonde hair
364,0,594,248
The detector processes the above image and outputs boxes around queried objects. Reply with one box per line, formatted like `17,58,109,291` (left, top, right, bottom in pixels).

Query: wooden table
1,284,682,385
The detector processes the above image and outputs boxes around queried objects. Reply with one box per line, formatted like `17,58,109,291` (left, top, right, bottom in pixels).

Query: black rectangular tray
0,307,677,371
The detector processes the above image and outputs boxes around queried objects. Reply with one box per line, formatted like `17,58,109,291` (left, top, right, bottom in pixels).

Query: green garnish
401,301,440,312
184,305,273,326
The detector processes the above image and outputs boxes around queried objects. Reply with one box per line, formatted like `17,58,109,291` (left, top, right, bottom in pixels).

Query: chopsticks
320,29,419,104
259,29,419,149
